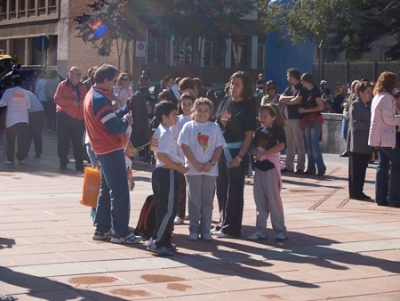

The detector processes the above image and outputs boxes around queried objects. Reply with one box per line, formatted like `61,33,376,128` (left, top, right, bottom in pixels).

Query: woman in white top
113,73,134,108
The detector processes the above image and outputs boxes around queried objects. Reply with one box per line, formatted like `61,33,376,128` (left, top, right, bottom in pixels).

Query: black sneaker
60,164,67,170
316,171,325,176
92,230,112,241
281,168,293,173
295,169,304,175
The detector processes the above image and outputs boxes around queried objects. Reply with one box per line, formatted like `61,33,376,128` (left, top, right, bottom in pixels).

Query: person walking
26,91,44,159
0,76,31,165
54,67,88,172
83,64,142,244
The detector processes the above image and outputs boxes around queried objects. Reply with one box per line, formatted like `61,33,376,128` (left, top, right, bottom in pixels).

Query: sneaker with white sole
92,230,112,241
276,232,288,241
111,232,142,244
148,242,173,256
210,226,220,235
247,231,268,240
202,233,213,241
174,216,184,225
188,233,198,241
3,160,13,165
214,230,232,238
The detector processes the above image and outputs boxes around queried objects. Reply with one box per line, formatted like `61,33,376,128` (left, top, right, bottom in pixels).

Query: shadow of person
0,238,15,249
0,267,128,301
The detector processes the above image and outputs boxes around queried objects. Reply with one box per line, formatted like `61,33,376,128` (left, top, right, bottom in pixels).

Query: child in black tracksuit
149,101,189,256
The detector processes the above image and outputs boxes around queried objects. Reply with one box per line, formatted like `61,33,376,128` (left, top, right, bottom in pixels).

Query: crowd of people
0,64,399,257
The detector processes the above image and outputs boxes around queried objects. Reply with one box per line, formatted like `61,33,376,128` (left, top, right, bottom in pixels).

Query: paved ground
1,131,400,301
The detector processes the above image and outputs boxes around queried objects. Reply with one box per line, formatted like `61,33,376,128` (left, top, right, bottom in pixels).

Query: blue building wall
264,32,315,93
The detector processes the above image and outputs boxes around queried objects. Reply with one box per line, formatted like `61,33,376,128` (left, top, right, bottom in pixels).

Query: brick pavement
0,131,400,300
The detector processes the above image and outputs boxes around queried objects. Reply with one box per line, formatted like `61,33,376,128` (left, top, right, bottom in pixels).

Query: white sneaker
210,227,219,235
276,232,288,241
3,160,13,165
188,233,198,241
174,216,184,225
214,230,232,238
247,231,268,240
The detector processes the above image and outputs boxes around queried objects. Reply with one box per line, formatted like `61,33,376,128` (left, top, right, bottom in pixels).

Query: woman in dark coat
347,81,374,200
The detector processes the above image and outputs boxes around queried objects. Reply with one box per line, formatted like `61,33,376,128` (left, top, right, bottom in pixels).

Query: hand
72,100,80,107
124,113,134,125
194,162,204,172
202,162,213,172
229,157,241,168
298,107,306,113
255,151,265,161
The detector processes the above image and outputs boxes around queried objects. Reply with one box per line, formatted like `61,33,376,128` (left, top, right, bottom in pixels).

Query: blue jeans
95,149,130,238
304,120,326,173
376,147,400,205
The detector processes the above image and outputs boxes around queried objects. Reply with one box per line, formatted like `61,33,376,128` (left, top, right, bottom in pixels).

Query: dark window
231,35,250,68
204,41,223,67
147,31,168,65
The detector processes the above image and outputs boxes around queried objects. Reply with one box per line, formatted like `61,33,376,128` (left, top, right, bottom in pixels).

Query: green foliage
74,0,147,61
259,0,400,53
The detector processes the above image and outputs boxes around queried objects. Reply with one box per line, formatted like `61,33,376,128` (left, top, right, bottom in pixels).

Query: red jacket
54,79,88,120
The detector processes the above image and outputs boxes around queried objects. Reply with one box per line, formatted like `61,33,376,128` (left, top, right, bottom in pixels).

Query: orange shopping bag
79,167,101,208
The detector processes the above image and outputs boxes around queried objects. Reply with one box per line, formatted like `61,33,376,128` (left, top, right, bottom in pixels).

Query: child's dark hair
192,97,213,120
158,90,170,101
154,101,177,123
260,104,285,127
178,93,195,114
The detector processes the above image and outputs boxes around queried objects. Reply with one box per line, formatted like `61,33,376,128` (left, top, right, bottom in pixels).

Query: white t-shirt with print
178,120,225,176
170,114,191,156
0,86,31,128
151,124,184,168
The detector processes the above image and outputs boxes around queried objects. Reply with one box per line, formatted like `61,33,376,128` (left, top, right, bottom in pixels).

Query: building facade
0,0,265,85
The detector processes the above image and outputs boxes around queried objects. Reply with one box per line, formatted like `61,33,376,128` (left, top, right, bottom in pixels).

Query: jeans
376,147,400,205
6,122,29,162
95,149,131,238
303,120,326,173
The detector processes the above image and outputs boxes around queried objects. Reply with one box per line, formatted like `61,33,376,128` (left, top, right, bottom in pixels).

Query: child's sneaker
3,160,13,165
148,242,173,256
174,216,184,225
111,232,142,244
276,232,288,241
92,230,112,241
247,231,268,240
214,230,232,238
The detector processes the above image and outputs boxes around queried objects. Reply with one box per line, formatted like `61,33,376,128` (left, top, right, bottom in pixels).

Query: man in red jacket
54,67,87,171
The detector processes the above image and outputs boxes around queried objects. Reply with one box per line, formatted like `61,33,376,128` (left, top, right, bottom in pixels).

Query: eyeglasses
121,78,129,81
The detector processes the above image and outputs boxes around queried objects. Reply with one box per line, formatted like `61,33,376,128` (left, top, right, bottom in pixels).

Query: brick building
0,0,266,85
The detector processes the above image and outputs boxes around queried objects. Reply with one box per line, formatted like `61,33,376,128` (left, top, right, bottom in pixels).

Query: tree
259,0,400,60
141,0,257,66
74,0,148,70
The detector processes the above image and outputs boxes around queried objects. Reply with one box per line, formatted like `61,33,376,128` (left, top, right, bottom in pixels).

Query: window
173,37,193,65
18,0,26,18
204,41,223,67
38,0,46,15
231,35,250,68
147,31,168,65
0,1,7,21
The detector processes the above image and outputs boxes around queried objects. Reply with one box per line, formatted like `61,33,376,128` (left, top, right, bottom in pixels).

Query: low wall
321,113,345,154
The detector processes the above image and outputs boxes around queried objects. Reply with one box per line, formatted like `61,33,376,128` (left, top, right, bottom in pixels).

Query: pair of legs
348,152,370,199
303,120,326,174
5,122,28,163
284,119,306,172
95,150,131,238
186,175,216,238
252,168,287,237
57,112,85,170
215,150,248,237
27,111,44,158
375,147,400,206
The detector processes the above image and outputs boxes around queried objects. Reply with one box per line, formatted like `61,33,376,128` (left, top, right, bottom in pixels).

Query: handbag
79,166,101,208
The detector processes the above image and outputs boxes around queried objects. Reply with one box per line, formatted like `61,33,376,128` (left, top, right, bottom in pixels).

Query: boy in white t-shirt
178,98,225,241
149,101,189,256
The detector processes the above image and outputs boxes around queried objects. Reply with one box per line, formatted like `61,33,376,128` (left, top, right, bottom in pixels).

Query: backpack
134,195,156,240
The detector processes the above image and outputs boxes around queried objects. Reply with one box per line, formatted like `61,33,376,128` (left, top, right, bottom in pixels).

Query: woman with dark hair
368,71,400,207
347,81,374,201
213,71,256,238
298,73,326,176
261,80,280,106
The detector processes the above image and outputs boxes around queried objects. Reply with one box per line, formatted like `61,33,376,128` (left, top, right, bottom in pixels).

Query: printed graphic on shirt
220,110,231,127
150,133,158,152
13,92,26,100
197,132,209,153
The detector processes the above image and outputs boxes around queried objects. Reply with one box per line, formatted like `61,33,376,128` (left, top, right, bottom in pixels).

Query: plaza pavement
0,131,400,301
